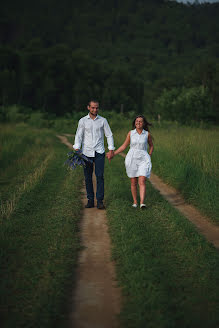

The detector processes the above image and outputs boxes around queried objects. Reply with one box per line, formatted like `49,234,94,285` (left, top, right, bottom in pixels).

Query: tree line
0,0,219,123
0,44,143,115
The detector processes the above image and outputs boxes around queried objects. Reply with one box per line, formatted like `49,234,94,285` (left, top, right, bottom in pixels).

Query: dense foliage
0,0,219,122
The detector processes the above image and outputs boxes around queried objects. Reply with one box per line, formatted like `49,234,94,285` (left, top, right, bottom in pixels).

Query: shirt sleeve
103,118,115,150
73,118,84,150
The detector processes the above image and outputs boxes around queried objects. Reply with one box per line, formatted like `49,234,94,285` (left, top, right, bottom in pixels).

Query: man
73,100,114,209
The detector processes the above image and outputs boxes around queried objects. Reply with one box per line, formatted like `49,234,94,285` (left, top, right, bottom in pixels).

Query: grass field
107,114,219,224
0,123,83,327
151,123,219,224
104,155,219,328
1,118,219,327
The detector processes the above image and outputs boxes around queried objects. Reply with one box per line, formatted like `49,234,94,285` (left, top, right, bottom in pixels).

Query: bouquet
65,149,93,170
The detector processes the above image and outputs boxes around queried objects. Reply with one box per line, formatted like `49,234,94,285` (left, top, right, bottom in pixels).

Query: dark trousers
83,152,105,202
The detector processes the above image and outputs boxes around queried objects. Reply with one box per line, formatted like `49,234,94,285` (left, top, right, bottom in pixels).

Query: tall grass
0,106,83,134
104,156,219,328
107,116,219,224
1,153,52,219
0,124,54,219
151,123,219,224
0,123,83,327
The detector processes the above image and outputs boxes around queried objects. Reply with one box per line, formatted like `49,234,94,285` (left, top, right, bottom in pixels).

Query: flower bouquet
65,150,93,170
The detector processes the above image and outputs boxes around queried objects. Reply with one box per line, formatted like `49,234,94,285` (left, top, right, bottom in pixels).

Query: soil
68,187,121,328
57,135,121,328
57,134,219,327
149,172,219,250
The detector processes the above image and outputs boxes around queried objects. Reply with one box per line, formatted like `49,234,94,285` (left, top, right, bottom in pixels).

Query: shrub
155,86,214,124
28,111,49,128
0,105,28,123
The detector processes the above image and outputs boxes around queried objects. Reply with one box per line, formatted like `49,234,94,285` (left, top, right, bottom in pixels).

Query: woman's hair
132,115,152,131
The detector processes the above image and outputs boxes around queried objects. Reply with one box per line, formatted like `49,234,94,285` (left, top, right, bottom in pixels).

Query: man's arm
103,118,115,159
73,119,84,150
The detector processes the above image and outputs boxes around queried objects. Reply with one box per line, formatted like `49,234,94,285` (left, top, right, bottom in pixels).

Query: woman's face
135,117,144,129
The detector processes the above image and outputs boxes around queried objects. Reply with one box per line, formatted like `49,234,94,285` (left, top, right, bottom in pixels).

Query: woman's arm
148,132,154,156
114,131,131,156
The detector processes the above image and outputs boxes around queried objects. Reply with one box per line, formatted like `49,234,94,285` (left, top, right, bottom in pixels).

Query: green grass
0,124,83,327
108,117,219,224
1,118,218,327
151,124,219,224
105,156,219,328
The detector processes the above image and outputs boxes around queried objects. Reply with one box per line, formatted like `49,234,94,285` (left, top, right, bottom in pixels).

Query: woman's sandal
132,204,138,208
140,204,146,209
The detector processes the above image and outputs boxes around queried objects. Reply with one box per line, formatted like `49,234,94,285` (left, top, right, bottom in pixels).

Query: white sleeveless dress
125,129,152,178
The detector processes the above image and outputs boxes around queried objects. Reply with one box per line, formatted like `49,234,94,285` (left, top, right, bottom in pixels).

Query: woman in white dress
110,115,153,209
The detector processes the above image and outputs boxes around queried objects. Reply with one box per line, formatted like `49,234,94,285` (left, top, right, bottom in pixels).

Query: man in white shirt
73,100,115,209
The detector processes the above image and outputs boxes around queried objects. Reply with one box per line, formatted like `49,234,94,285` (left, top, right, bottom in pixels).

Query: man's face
88,102,99,117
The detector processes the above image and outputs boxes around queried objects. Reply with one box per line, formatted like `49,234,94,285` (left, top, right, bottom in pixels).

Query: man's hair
88,99,99,106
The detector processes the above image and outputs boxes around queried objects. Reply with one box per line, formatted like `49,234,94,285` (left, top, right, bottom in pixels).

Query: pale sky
176,0,219,3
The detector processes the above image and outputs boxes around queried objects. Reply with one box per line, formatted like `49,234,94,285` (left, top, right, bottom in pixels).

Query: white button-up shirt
73,114,115,157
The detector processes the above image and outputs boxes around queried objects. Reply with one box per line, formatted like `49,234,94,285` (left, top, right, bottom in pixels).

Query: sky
176,0,219,3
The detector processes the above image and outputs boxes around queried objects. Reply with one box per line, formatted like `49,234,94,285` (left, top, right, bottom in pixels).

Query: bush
155,86,214,124
28,111,50,128
0,105,28,123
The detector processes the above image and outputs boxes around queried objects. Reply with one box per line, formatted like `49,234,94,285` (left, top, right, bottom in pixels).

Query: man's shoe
85,200,94,208
97,201,105,210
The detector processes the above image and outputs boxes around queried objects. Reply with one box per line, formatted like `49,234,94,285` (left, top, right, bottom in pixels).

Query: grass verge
105,155,219,328
108,118,219,224
151,124,219,224
0,125,83,327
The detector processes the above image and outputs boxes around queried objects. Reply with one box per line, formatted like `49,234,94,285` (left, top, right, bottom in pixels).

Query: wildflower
65,150,93,170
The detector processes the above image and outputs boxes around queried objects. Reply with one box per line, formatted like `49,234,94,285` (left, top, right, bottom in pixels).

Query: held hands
106,150,114,162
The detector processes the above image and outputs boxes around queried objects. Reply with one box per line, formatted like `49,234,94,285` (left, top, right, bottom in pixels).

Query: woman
109,115,153,209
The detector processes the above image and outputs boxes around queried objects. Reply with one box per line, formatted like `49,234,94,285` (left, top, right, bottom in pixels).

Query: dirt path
68,188,121,328
57,135,121,328
149,173,219,249
119,152,219,250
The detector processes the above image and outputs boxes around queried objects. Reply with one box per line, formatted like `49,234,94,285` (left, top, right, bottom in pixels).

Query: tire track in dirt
119,152,219,250
57,135,121,328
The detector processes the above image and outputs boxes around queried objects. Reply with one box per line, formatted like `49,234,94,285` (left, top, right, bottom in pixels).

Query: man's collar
87,113,99,120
